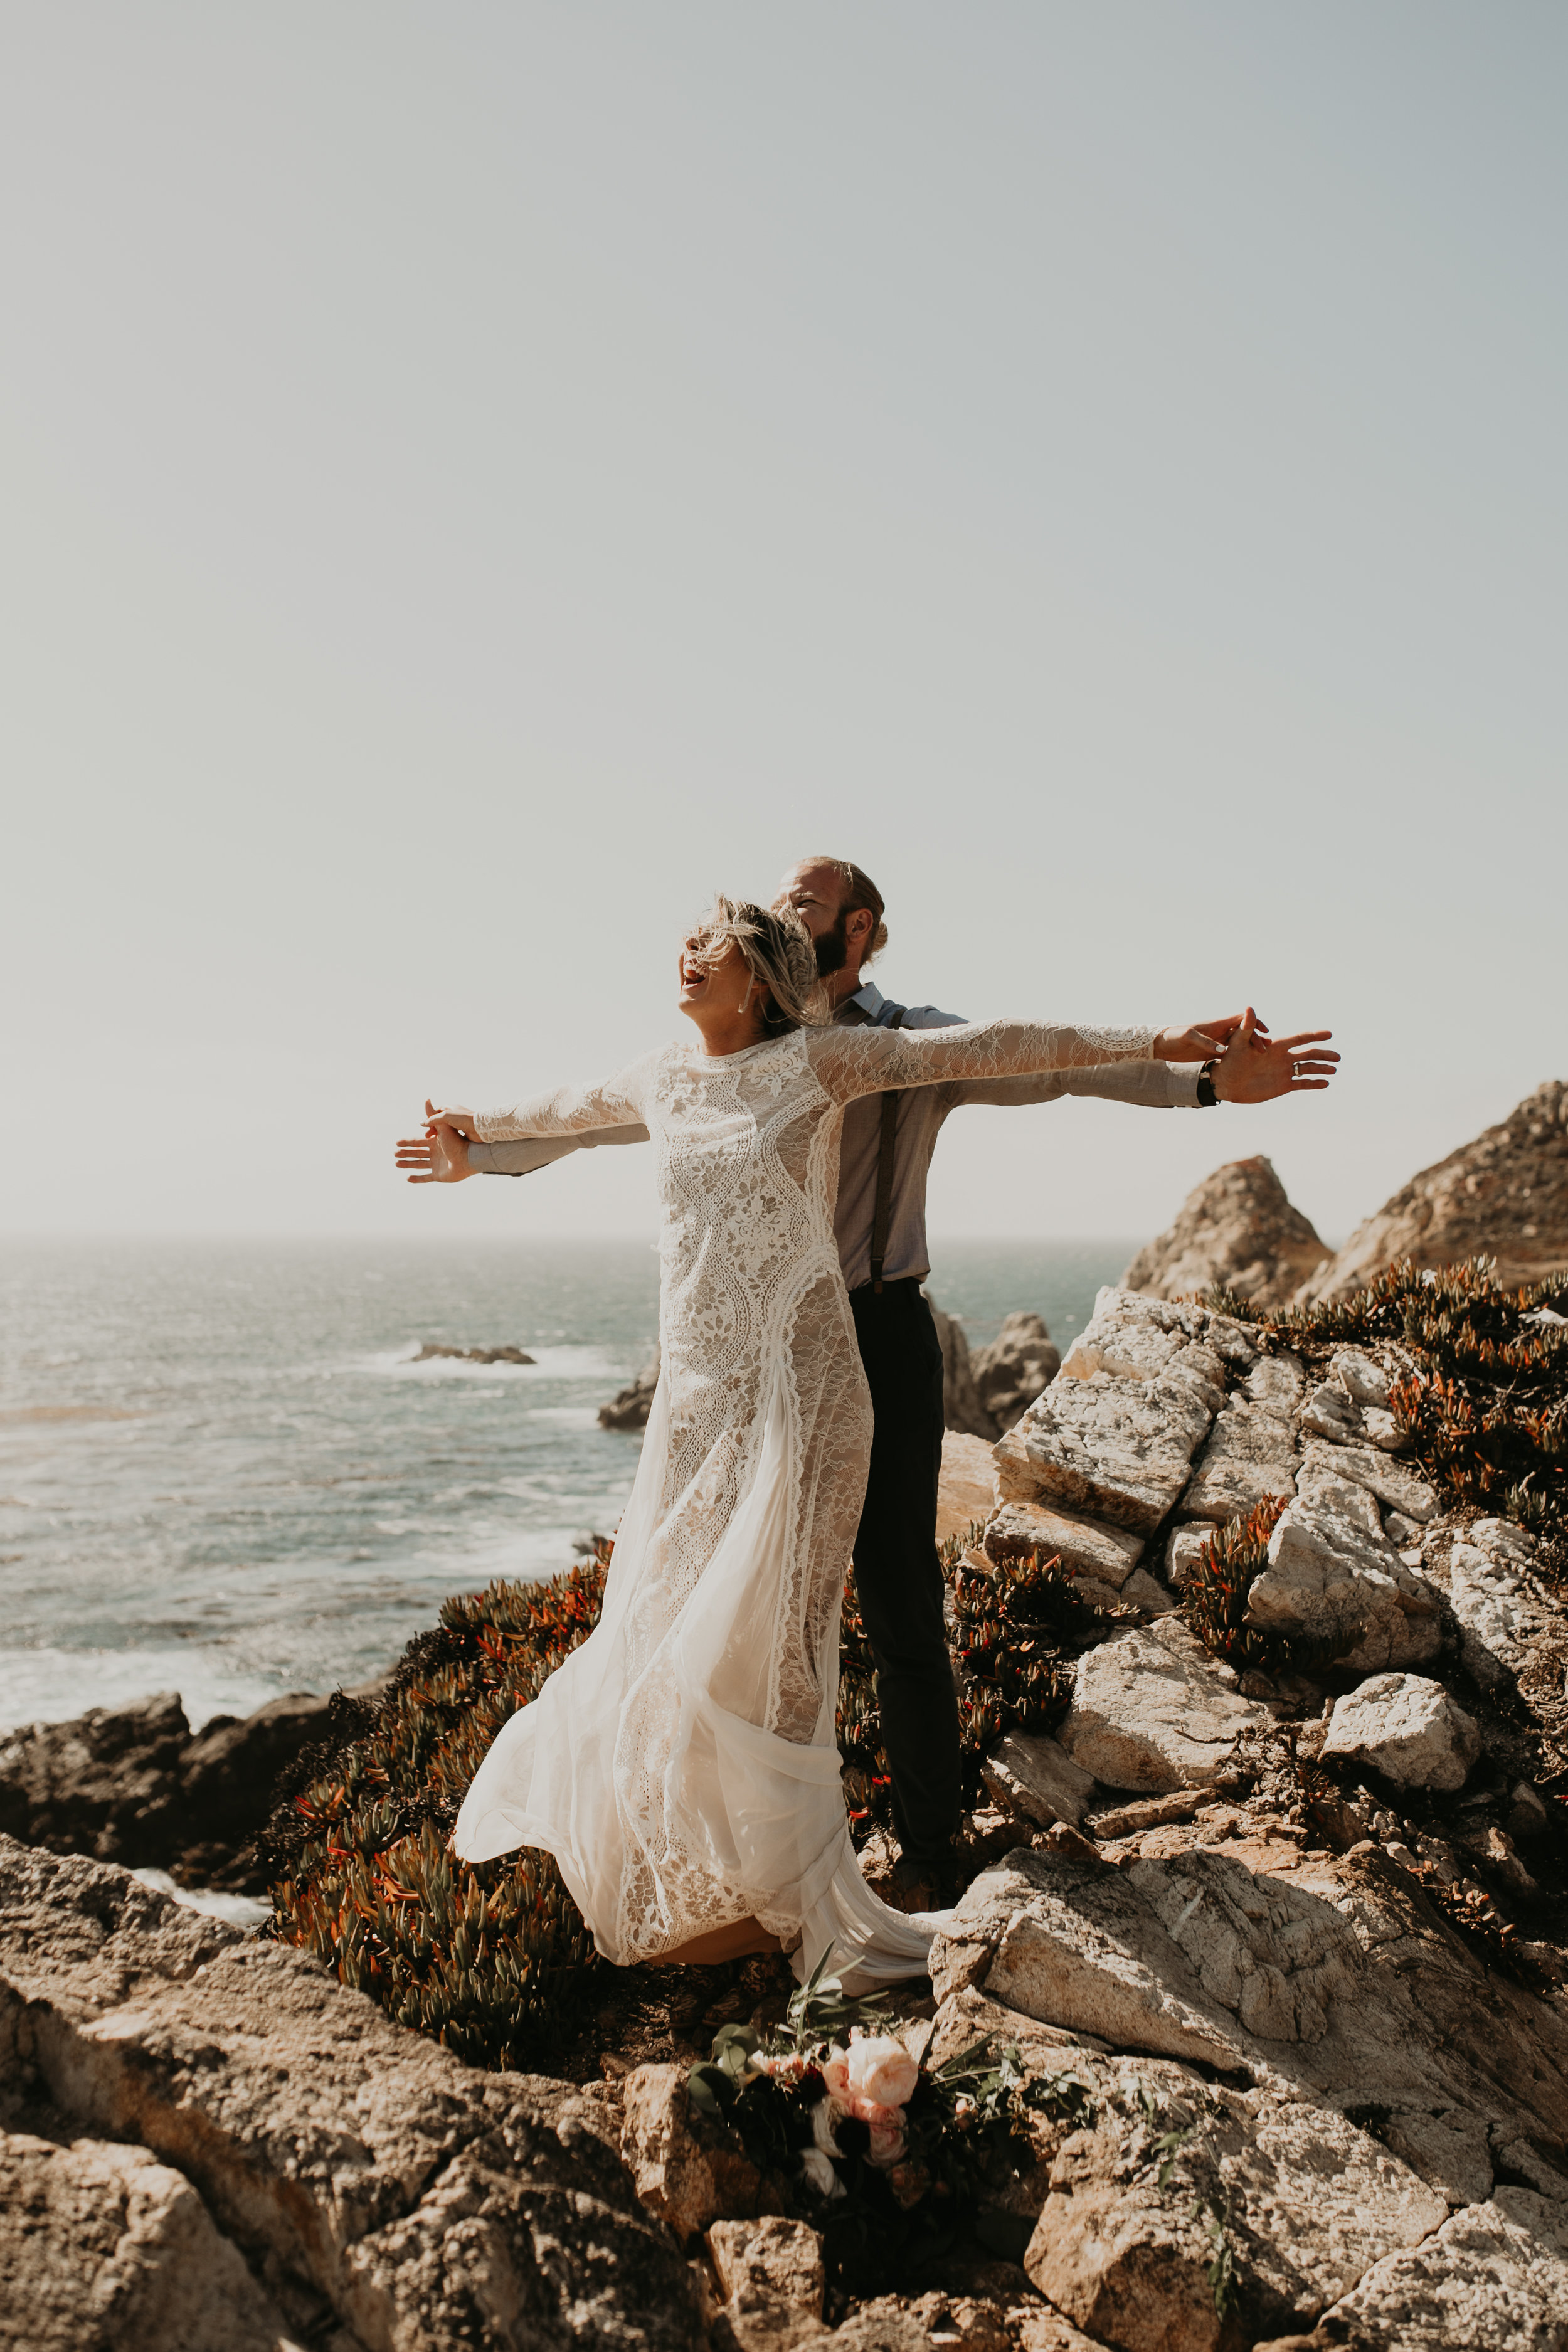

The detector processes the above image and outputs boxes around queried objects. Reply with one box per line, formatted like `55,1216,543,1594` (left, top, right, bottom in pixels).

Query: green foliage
1180,1493,1327,1673
267,1546,611,2070
948,1542,1116,1804
1266,1258,1568,1538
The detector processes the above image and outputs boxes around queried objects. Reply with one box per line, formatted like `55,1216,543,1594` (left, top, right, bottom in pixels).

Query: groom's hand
1153,1013,1262,1061
395,1101,477,1183
1211,1008,1339,1103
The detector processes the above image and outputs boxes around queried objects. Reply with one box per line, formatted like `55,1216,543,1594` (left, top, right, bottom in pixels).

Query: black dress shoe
890,1855,961,1913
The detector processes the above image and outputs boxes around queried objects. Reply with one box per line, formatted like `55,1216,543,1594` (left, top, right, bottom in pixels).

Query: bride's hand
1152,1013,1265,1062
422,1099,477,1136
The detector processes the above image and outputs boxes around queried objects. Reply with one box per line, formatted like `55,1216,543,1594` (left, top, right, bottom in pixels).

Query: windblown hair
800,857,889,964
689,896,826,1037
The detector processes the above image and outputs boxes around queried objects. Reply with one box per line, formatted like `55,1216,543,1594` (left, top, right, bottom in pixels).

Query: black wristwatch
1196,1059,1219,1108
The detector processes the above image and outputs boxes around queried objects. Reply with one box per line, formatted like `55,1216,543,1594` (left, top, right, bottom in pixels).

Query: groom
398,856,1337,1908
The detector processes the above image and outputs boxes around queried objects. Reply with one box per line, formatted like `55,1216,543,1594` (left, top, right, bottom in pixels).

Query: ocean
0,1235,1136,1735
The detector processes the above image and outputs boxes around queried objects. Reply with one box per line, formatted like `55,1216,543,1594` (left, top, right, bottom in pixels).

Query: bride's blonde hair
688,896,826,1037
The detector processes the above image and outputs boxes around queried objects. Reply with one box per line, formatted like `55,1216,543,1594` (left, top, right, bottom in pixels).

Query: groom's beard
812,909,850,979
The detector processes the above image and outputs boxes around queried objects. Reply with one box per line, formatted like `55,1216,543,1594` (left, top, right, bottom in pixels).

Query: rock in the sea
1298,1078,1568,1301
410,1342,535,1364
600,1346,660,1429
0,1837,701,2351
968,1311,1061,1435
1057,1624,1268,1791
923,1296,994,1439
0,1680,388,1888
1320,1673,1481,1791
1248,1488,1441,1671
1121,1154,1330,1309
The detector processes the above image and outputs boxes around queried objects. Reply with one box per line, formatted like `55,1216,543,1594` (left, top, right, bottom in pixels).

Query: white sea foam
130,1868,272,1932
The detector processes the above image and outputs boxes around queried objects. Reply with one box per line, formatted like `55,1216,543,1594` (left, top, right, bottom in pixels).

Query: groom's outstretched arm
395,1122,652,1184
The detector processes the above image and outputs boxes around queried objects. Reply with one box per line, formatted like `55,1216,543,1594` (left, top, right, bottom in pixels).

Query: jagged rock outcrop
926,1843,1568,2347
1121,1155,1330,1308
923,1297,992,1438
1299,1078,1568,1301
0,1838,701,2352
970,1312,1061,1435
0,1678,388,1892
600,1346,661,1430
410,1342,535,1364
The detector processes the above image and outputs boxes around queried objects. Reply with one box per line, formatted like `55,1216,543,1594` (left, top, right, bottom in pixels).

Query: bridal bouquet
686,1953,1091,2287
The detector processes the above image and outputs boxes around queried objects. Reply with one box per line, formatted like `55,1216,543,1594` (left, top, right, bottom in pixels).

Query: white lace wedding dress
452,1014,1154,1981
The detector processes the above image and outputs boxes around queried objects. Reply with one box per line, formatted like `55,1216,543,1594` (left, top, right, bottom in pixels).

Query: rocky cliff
1120,1156,1328,1308
0,1677,389,1893
1298,1079,1568,1301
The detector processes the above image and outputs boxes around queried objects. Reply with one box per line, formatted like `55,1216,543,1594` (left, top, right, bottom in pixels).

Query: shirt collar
839,979,885,1024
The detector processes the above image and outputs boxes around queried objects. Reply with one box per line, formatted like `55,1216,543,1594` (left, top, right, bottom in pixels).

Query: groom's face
774,861,870,981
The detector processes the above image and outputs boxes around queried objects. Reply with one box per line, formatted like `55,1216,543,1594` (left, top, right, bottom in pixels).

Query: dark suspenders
867,1006,905,1294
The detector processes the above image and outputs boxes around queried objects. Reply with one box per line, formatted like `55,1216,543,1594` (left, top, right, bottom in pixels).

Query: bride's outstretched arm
809,1008,1337,1105
807,1016,1163,1103
428,1057,651,1144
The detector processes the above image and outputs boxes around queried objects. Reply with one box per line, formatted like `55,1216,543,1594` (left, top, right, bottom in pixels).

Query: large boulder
995,1375,1216,1534
1298,1078,1568,1301
0,1680,388,1890
930,1834,1568,2154
0,1837,701,2352
1320,1673,1482,1791
1179,1397,1300,1522
1057,1623,1269,1791
924,1840,1568,2351
1248,1486,1443,1671
968,1311,1061,1434
923,1298,993,1439
1121,1154,1330,1308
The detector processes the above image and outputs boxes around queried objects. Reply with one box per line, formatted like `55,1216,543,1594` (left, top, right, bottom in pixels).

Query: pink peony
820,2047,853,2101
866,2121,908,2169
843,2033,919,2110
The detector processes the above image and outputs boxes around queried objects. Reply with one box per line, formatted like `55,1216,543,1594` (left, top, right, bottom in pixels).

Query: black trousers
848,1279,961,1863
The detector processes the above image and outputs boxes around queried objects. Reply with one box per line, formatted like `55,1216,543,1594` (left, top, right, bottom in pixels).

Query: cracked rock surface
0,1837,701,2352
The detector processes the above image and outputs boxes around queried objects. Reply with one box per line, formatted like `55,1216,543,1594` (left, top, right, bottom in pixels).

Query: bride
438,897,1210,1985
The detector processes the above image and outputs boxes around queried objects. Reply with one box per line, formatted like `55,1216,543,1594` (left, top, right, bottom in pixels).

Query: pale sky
4,3,1564,1248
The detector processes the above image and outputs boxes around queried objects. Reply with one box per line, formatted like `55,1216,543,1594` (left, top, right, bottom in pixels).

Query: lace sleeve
807,1017,1157,1106
471,1056,650,1142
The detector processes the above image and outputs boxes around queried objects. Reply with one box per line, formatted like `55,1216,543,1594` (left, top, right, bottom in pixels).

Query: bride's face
677,930,752,1021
